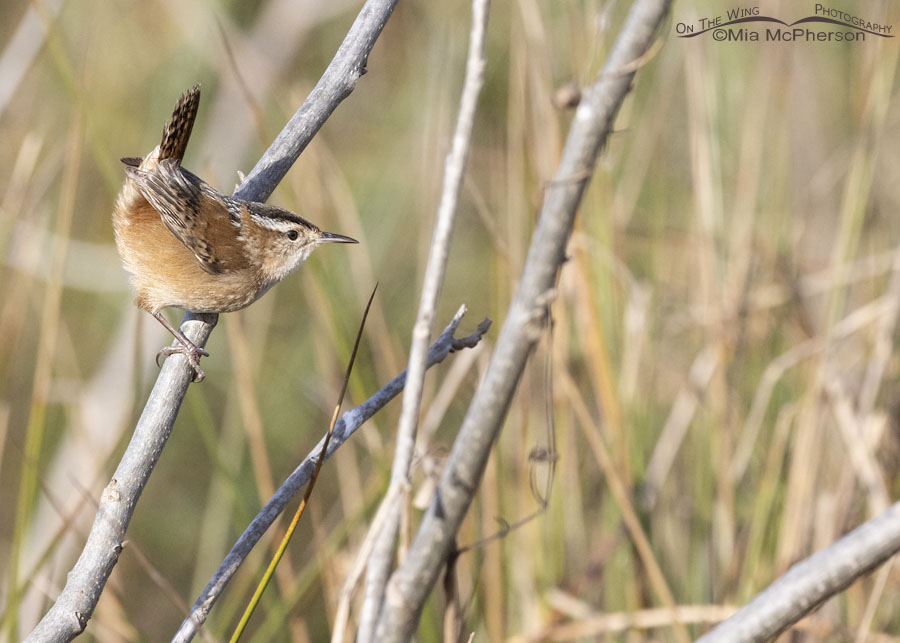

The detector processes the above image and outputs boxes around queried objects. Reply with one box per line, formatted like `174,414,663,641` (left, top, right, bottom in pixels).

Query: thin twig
173,309,491,642
358,0,490,638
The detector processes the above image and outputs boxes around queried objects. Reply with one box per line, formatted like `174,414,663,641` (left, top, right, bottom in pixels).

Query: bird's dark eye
286,230,299,241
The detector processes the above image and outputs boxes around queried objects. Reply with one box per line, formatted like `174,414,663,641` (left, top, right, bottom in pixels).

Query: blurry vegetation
2,0,900,640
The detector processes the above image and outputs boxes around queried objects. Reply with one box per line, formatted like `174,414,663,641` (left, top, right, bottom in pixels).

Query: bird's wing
124,158,249,274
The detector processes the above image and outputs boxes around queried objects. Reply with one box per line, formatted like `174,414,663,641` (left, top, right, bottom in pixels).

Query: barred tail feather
158,84,201,163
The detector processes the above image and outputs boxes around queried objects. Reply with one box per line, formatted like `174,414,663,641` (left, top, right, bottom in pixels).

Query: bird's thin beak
320,231,359,244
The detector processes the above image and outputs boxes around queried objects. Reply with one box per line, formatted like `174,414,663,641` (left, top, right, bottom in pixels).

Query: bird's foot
156,340,210,382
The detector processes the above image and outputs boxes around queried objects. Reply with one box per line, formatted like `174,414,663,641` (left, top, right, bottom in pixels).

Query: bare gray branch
173,309,490,642
235,0,399,204
698,501,900,642
374,0,673,639
26,0,399,639
358,0,489,637
24,313,216,643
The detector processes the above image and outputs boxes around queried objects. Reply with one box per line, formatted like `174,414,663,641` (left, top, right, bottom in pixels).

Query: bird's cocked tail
158,84,201,163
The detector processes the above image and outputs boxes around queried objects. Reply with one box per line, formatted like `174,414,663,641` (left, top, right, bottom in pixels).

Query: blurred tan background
2,0,900,640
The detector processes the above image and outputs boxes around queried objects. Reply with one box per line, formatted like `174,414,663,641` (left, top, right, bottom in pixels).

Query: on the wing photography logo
675,4,893,42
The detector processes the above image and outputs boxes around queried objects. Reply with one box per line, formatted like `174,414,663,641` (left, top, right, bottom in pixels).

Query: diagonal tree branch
24,314,216,643
25,1,398,641
697,501,900,642
173,309,490,642
234,0,400,204
373,0,673,639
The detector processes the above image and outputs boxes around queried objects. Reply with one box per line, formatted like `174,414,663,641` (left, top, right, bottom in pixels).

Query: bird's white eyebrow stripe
248,212,296,232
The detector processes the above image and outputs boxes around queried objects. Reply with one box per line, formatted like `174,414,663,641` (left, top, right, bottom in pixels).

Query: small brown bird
113,85,356,381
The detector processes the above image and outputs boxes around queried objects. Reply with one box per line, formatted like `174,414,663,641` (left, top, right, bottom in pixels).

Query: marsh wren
113,85,356,381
